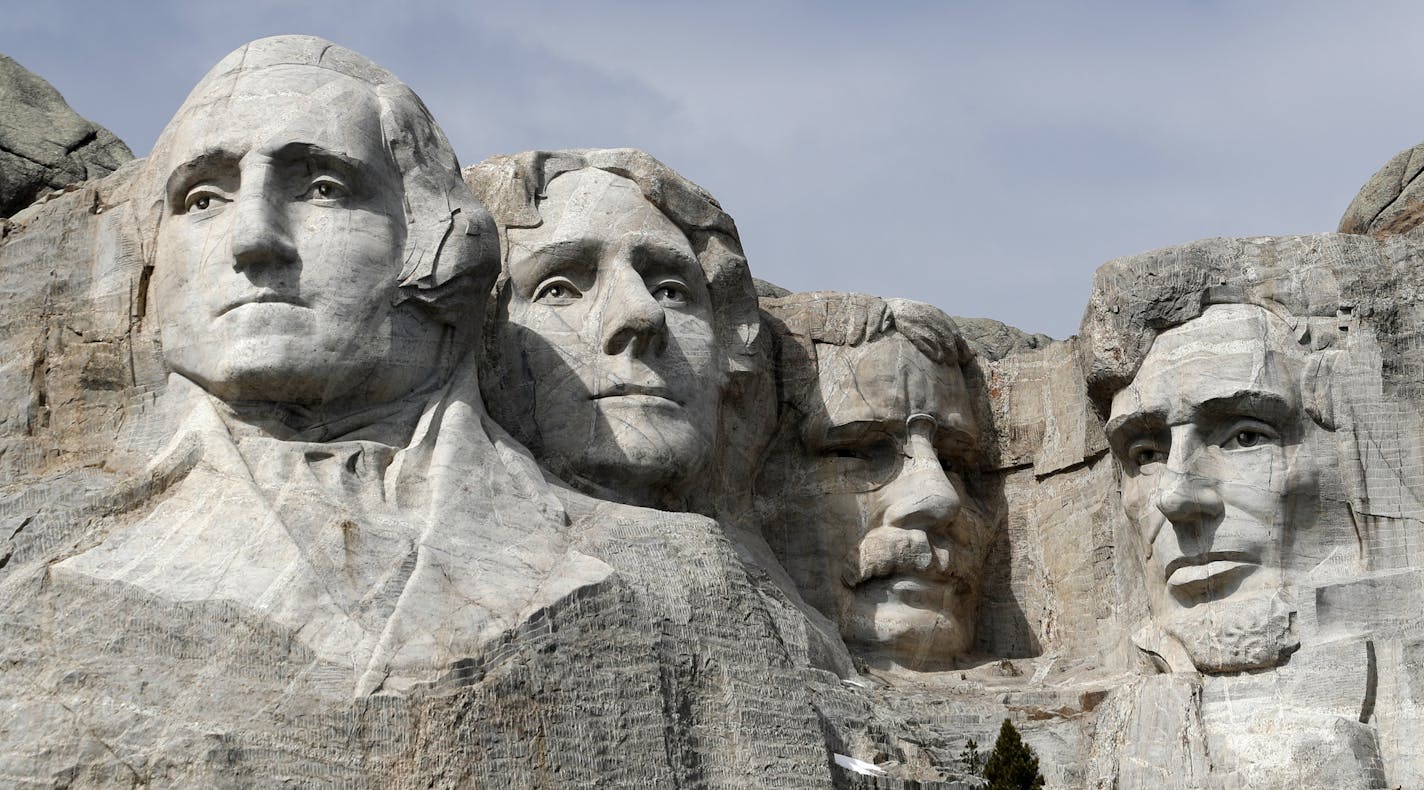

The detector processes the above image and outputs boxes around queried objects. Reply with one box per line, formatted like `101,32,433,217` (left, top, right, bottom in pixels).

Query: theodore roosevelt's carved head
758,293,995,671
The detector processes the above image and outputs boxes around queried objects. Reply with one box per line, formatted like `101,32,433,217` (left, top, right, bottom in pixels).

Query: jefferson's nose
1152,428,1224,527
599,260,666,356
882,429,962,534
229,170,297,271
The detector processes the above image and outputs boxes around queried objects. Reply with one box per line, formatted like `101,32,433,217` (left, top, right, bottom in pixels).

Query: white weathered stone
11,32,1424,790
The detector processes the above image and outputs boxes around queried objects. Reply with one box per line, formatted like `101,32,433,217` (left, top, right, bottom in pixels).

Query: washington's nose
600,261,667,356
1152,431,1223,526
882,433,962,534
230,178,297,271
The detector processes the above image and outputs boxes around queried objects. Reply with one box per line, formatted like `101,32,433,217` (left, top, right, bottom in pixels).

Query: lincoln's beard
1161,586,1298,673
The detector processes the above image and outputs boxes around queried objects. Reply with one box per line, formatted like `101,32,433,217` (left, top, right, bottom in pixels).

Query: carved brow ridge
1106,390,1295,440
164,143,368,207
817,417,977,458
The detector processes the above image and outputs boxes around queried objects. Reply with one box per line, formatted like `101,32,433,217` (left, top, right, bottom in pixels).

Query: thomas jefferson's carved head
468,150,761,510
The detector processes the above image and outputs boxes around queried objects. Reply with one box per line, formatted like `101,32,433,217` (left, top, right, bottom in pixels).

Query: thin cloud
4,0,1423,337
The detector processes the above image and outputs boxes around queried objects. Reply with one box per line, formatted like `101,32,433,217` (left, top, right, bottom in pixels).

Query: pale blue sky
6,1,1422,338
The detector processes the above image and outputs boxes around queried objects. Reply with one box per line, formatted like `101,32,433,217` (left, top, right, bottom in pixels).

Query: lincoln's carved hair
137,35,498,326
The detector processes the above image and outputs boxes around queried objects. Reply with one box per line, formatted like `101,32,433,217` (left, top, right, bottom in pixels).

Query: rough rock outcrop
9,33,1424,790
0,54,132,218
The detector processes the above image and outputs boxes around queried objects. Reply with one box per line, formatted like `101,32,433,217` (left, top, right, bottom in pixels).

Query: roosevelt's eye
534,277,583,304
182,186,230,213
650,279,690,306
1128,441,1166,469
301,176,349,203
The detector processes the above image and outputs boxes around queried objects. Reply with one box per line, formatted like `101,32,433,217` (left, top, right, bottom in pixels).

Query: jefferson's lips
217,293,307,316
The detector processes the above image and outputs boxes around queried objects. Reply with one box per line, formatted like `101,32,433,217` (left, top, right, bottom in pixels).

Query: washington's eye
534,277,583,304
182,186,229,213
650,279,690,306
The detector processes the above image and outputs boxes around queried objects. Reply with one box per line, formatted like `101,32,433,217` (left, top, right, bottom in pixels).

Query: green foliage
958,738,983,777
982,719,1045,790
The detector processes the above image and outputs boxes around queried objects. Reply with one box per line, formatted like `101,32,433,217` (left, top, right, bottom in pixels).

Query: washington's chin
169,347,413,407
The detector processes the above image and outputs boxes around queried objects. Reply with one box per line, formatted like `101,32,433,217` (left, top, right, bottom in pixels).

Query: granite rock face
0,54,132,218
6,34,1424,789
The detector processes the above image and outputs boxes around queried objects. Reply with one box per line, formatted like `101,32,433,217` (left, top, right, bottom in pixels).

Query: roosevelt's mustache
843,526,954,587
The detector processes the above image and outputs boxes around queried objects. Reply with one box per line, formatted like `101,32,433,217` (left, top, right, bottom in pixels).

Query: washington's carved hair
136,34,498,327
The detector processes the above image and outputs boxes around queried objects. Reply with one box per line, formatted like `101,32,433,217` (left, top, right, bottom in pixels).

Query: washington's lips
217,292,307,316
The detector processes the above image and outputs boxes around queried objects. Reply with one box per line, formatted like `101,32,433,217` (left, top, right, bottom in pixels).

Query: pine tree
958,738,983,777
982,718,1045,790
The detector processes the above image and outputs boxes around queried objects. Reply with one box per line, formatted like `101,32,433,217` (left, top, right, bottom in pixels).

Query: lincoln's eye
1222,421,1279,450
193,196,211,210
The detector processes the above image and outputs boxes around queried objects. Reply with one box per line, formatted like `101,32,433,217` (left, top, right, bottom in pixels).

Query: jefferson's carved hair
464,148,763,379
138,35,498,326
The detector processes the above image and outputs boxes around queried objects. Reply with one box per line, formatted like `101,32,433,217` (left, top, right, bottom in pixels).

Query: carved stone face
152,66,446,407
778,333,987,669
1107,304,1320,671
495,168,720,503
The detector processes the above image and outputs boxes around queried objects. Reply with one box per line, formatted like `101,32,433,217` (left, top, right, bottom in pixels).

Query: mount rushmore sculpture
5,35,1424,788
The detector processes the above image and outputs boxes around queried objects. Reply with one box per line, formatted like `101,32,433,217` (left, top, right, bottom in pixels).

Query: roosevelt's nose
599,259,667,356
1152,428,1224,527
229,170,298,271
881,428,962,534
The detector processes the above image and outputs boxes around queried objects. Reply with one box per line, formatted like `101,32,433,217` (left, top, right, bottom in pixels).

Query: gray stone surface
951,315,1053,362
0,54,132,218
7,33,1424,790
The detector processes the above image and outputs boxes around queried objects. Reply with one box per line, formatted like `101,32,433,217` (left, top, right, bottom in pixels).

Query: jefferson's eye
182,187,229,213
651,280,690,306
534,277,583,304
